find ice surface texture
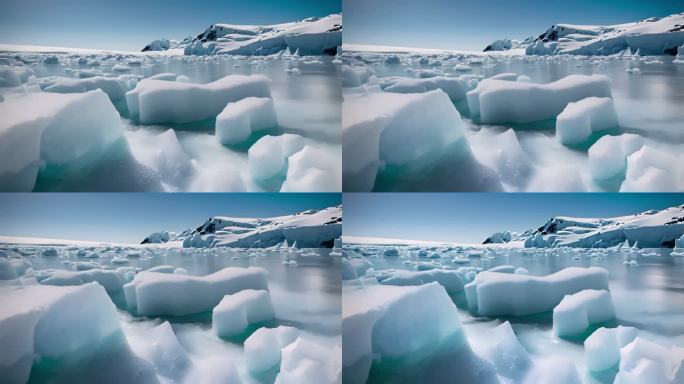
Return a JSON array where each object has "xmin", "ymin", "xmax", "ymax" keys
[
  {"xmin": 123, "ymin": 266, "xmax": 268, "ymax": 316},
  {"xmin": 216, "ymin": 97, "xmax": 277, "ymax": 145},
  {"xmin": 556, "ymin": 97, "xmax": 618, "ymax": 146}
]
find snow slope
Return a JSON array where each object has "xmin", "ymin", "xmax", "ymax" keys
[
  {"xmin": 486, "ymin": 13, "xmax": 684, "ymax": 56},
  {"xmin": 144, "ymin": 14, "xmax": 342, "ymax": 56},
  {"xmin": 486, "ymin": 204, "xmax": 684, "ymax": 248},
  {"xmin": 142, "ymin": 205, "xmax": 342, "ymax": 248}
]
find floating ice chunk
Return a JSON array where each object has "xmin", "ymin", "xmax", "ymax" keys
[
  {"xmin": 341, "ymin": 65, "xmax": 362, "ymax": 87},
  {"xmin": 556, "ymin": 97, "xmax": 618, "ymax": 145},
  {"xmin": 517, "ymin": 75, "xmax": 531, "ymax": 82},
  {"xmin": 44, "ymin": 55, "xmax": 59, "ymax": 64},
  {"xmin": 244, "ymin": 326, "xmax": 299, "ymax": 373},
  {"xmin": 620, "ymin": 145, "xmax": 683, "ymax": 192},
  {"xmin": 216, "ymin": 97, "xmax": 277, "ymax": 145},
  {"xmin": 465, "ymin": 267, "xmax": 609, "ymax": 316},
  {"xmin": 467, "ymin": 74, "xmax": 611, "ymax": 124},
  {"xmin": 489, "ymin": 72, "xmax": 518, "ymax": 81},
  {"xmin": 0, "ymin": 283, "xmax": 129, "ymax": 384},
  {"xmin": 588, "ymin": 134, "xmax": 644, "ymax": 181},
  {"xmin": 584, "ymin": 326, "xmax": 638, "ymax": 372},
  {"xmin": 342, "ymin": 258, "xmax": 373, "ymax": 280},
  {"xmin": 0, "ymin": 65, "xmax": 21, "ymax": 87},
  {"xmin": 123, "ymin": 267, "xmax": 268, "ymax": 316},
  {"xmin": 147, "ymin": 72, "xmax": 178, "ymax": 81},
  {"xmin": 275, "ymin": 337, "xmax": 341, "ymax": 384},
  {"xmin": 130, "ymin": 129, "xmax": 194, "ymax": 188},
  {"xmin": 212, "ymin": 289, "xmax": 275, "ymax": 338},
  {"xmin": 248, "ymin": 134, "xmax": 304, "ymax": 182},
  {"xmin": 675, "ymin": 234, "xmax": 684, "ymax": 249},
  {"xmin": 377, "ymin": 268, "xmax": 466, "ymax": 294},
  {"xmin": 40, "ymin": 269, "xmax": 125, "ymax": 293},
  {"xmin": 43, "ymin": 76, "xmax": 127, "ymax": 101},
  {"xmin": 343, "ymin": 283, "xmax": 464, "ymax": 384},
  {"xmin": 383, "ymin": 76, "xmax": 468, "ymax": 100},
  {"xmin": 280, "ymin": 145, "xmax": 341, "ymax": 192},
  {"xmin": 125, "ymin": 74, "xmax": 271, "ymax": 124},
  {"xmin": 615, "ymin": 337, "xmax": 684, "ymax": 384},
  {"xmin": 0, "ymin": 90, "xmax": 127, "ymax": 191},
  {"xmin": 343, "ymin": 90, "xmax": 466, "ymax": 191},
  {"xmin": 553, "ymin": 289, "xmax": 615, "ymax": 337}
]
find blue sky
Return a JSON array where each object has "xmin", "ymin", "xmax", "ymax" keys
[
  {"xmin": 0, "ymin": 0, "xmax": 340, "ymax": 51},
  {"xmin": 0, "ymin": 193, "xmax": 340, "ymax": 244},
  {"xmin": 343, "ymin": 193, "xmax": 684, "ymax": 244},
  {"xmin": 344, "ymin": 0, "xmax": 683, "ymax": 51}
]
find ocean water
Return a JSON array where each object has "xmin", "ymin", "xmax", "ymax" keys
[
  {"xmin": 7, "ymin": 243, "xmax": 341, "ymax": 383},
  {"xmin": 344, "ymin": 245, "xmax": 684, "ymax": 383}
]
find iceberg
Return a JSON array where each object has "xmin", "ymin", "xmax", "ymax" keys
[
  {"xmin": 125, "ymin": 74, "xmax": 271, "ymax": 124},
  {"xmin": 123, "ymin": 267, "xmax": 268, "ymax": 316},
  {"xmin": 212, "ymin": 289, "xmax": 275, "ymax": 338}
]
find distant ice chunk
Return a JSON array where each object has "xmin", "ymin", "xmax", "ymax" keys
[
  {"xmin": 465, "ymin": 267, "xmax": 609, "ymax": 316},
  {"xmin": 216, "ymin": 97, "xmax": 277, "ymax": 146},
  {"xmin": 147, "ymin": 72, "xmax": 178, "ymax": 81},
  {"xmin": 212, "ymin": 289, "xmax": 275, "ymax": 338},
  {"xmin": 376, "ymin": 268, "xmax": 466, "ymax": 294},
  {"xmin": 584, "ymin": 326, "xmax": 638, "ymax": 373},
  {"xmin": 40, "ymin": 269, "xmax": 125, "ymax": 293},
  {"xmin": 467, "ymin": 74, "xmax": 611, "ymax": 124},
  {"xmin": 123, "ymin": 267, "xmax": 268, "ymax": 316},
  {"xmin": 383, "ymin": 76, "xmax": 469, "ymax": 101},
  {"xmin": 244, "ymin": 326, "xmax": 299, "ymax": 373},
  {"xmin": 125, "ymin": 74, "xmax": 271, "ymax": 124},
  {"xmin": 43, "ymin": 76, "xmax": 127, "ymax": 101},
  {"xmin": 556, "ymin": 97, "xmax": 618, "ymax": 146},
  {"xmin": 553, "ymin": 289, "xmax": 615, "ymax": 337}
]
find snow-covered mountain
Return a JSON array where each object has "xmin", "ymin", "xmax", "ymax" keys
[
  {"xmin": 484, "ymin": 13, "xmax": 684, "ymax": 56},
  {"xmin": 485, "ymin": 205, "xmax": 684, "ymax": 248},
  {"xmin": 141, "ymin": 206, "xmax": 342, "ymax": 248},
  {"xmin": 142, "ymin": 14, "xmax": 342, "ymax": 56},
  {"xmin": 141, "ymin": 37, "xmax": 192, "ymax": 52}
]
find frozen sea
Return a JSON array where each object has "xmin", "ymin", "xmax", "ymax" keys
[
  {"xmin": 2, "ymin": 243, "xmax": 341, "ymax": 383},
  {"xmin": 1, "ymin": 52, "xmax": 342, "ymax": 192},
  {"xmin": 343, "ymin": 244, "xmax": 684, "ymax": 383},
  {"xmin": 343, "ymin": 53, "xmax": 684, "ymax": 192}
]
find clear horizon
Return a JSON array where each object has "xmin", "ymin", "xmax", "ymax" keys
[
  {"xmin": 344, "ymin": 0, "xmax": 683, "ymax": 51},
  {"xmin": 343, "ymin": 193, "xmax": 684, "ymax": 244},
  {"xmin": 0, "ymin": 193, "xmax": 340, "ymax": 244},
  {"xmin": 0, "ymin": 0, "xmax": 341, "ymax": 51}
]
